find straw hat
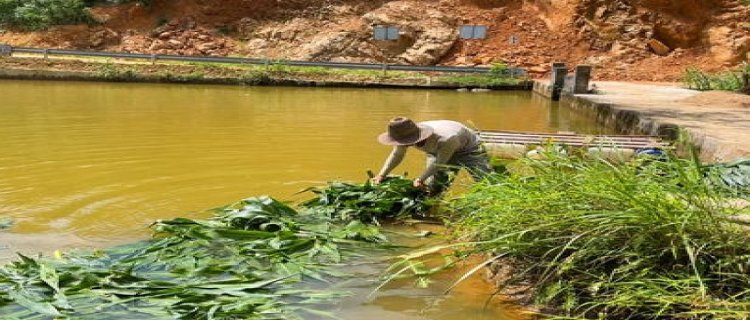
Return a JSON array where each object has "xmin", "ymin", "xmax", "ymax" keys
[{"xmin": 377, "ymin": 117, "xmax": 434, "ymax": 146}]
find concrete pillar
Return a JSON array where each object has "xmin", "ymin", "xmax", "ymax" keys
[
  {"xmin": 0, "ymin": 44, "xmax": 12, "ymax": 56},
  {"xmin": 550, "ymin": 62, "xmax": 567, "ymax": 101},
  {"xmin": 572, "ymin": 65, "xmax": 592, "ymax": 94}
]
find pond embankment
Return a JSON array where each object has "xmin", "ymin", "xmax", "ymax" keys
[
  {"xmin": 0, "ymin": 56, "xmax": 531, "ymax": 90},
  {"xmin": 535, "ymin": 80, "xmax": 750, "ymax": 163}
]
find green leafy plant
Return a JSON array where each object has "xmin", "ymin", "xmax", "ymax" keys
[
  {"xmin": 683, "ymin": 65, "xmax": 750, "ymax": 92},
  {"xmin": 302, "ymin": 176, "xmax": 434, "ymax": 224},
  {"xmin": 241, "ymin": 70, "xmax": 272, "ymax": 85},
  {"xmin": 97, "ymin": 61, "xmax": 137, "ymax": 81},
  {"xmin": 489, "ymin": 62, "xmax": 509, "ymax": 77},
  {"xmin": 705, "ymin": 158, "xmax": 750, "ymax": 193},
  {"xmin": 0, "ymin": 178, "xmax": 434, "ymax": 318}
]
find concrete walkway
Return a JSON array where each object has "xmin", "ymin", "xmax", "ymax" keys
[{"xmin": 560, "ymin": 81, "xmax": 750, "ymax": 163}]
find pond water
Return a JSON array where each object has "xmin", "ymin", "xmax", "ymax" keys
[{"xmin": 0, "ymin": 79, "xmax": 610, "ymax": 319}]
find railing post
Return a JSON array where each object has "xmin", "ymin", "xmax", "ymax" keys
[
  {"xmin": 150, "ymin": 54, "xmax": 157, "ymax": 65},
  {"xmin": 550, "ymin": 62, "xmax": 567, "ymax": 101},
  {"xmin": 382, "ymin": 63, "xmax": 388, "ymax": 77},
  {"xmin": 0, "ymin": 44, "xmax": 12, "ymax": 57},
  {"xmin": 43, "ymin": 49, "xmax": 50, "ymax": 60}
]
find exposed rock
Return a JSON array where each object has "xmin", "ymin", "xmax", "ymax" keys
[
  {"xmin": 647, "ymin": 38, "xmax": 671, "ymax": 56},
  {"xmin": 246, "ymin": 38, "xmax": 269, "ymax": 49},
  {"xmin": 362, "ymin": 1, "xmax": 458, "ymax": 65},
  {"xmin": 168, "ymin": 39, "xmax": 184, "ymax": 48},
  {"xmin": 148, "ymin": 40, "xmax": 166, "ymax": 51},
  {"xmin": 2, "ymin": 0, "xmax": 749, "ymax": 82},
  {"xmin": 707, "ymin": 26, "xmax": 750, "ymax": 63},
  {"xmin": 158, "ymin": 32, "xmax": 175, "ymax": 40},
  {"xmin": 528, "ymin": 66, "xmax": 547, "ymax": 73}
]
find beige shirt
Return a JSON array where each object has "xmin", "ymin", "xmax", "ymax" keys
[{"xmin": 377, "ymin": 120, "xmax": 480, "ymax": 182}]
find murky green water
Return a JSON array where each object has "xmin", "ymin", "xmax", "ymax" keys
[{"xmin": 0, "ymin": 79, "xmax": 609, "ymax": 319}]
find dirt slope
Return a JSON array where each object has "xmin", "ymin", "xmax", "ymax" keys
[{"xmin": 0, "ymin": 0, "xmax": 748, "ymax": 81}]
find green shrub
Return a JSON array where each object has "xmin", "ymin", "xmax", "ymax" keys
[
  {"xmin": 241, "ymin": 70, "xmax": 272, "ymax": 85},
  {"xmin": 489, "ymin": 62, "xmax": 509, "ymax": 77},
  {"xmin": 97, "ymin": 61, "xmax": 137, "ymax": 81},
  {"xmin": 0, "ymin": 0, "xmax": 90, "ymax": 30},
  {"xmin": 683, "ymin": 65, "xmax": 750, "ymax": 92}
]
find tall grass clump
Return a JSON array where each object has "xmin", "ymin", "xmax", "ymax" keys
[
  {"xmin": 449, "ymin": 152, "xmax": 750, "ymax": 319},
  {"xmin": 683, "ymin": 65, "xmax": 750, "ymax": 92}
]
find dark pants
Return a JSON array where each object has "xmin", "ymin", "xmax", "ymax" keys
[{"xmin": 425, "ymin": 148, "xmax": 492, "ymax": 195}]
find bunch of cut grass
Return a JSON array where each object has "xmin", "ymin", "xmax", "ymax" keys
[
  {"xmin": 0, "ymin": 177, "xmax": 433, "ymax": 319},
  {"xmin": 445, "ymin": 152, "xmax": 750, "ymax": 319},
  {"xmin": 302, "ymin": 176, "xmax": 433, "ymax": 224}
]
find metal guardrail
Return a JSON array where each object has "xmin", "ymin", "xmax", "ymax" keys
[{"xmin": 3, "ymin": 45, "xmax": 527, "ymax": 76}]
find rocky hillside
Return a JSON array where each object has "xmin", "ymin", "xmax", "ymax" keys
[{"xmin": 1, "ymin": 0, "xmax": 748, "ymax": 81}]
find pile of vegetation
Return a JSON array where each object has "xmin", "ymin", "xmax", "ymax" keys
[
  {"xmin": 302, "ymin": 176, "xmax": 434, "ymax": 224},
  {"xmin": 706, "ymin": 158, "xmax": 750, "ymax": 192},
  {"xmin": 411, "ymin": 152, "xmax": 750, "ymax": 319},
  {"xmin": 683, "ymin": 64, "xmax": 750, "ymax": 93},
  {"xmin": 0, "ymin": 177, "xmax": 432, "ymax": 319}
]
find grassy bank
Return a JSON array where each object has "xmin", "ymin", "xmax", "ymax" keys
[
  {"xmin": 425, "ymin": 152, "xmax": 750, "ymax": 319},
  {"xmin": 0, "ymin": 56, "xmax": 529, "ymax": 89}
]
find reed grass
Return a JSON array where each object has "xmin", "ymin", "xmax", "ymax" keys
[{"xmin": 440, "ymin": 152, "xmax": 750, "ymax": 319}]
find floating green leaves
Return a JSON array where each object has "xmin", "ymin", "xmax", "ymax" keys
[
  {"xmin": 302, "ymin": 177, "xmax": 433, "ymax": 224},
  {"xmin": 0, "ymin": 179, "xmax": 434, "ymax": 319},
  {"xmin": 705, "ymin": 158, "xmax": 750, "ymax": 193}
]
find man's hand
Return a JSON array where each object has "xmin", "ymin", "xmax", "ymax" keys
[
  {"xmin": 413, "ymin": 178, "xmax": 425, "ymax": 189},
  {"xmin": 372, "ymin": 175, "xmax": 385, "ymax": 185}
]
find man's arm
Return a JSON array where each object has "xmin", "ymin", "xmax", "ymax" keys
[
  {"xmin": 417, "ymin": 139, "xmax": 460, "ymax": 182},
  {"xmin": 377, "ymin": 146, "xmax": 408, "ymax": 177}
]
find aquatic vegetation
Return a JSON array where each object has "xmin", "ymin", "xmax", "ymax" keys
[
  {"xmin": 706, "ymin": 158, "xmax": 750, "ymax": 194},
  {"xmin": 407, "ymin": 153, "xmax": 750, "ymax": 319},
  {"xmin": 0, "ymin": 177, "xmax": 431, "ymax": 319},
  {"xmin": 302, "ymin": 177, "xmax": 433, "ymax": 224}
]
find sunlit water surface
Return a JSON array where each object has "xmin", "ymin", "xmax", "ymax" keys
[{"xmin": 0, "ymin": 79, "xmax": 610, "ymax": 319}]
